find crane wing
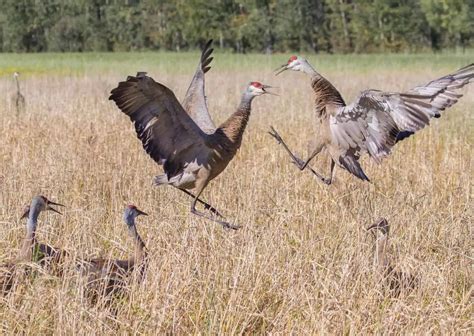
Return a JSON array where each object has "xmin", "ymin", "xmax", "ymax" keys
[
  {"xmin": 389, "ymin": 63, "xmax": 474, "ymax": 141},
  {"xmin": 181, "ymin": 39, "xmax": 216, "ymax": 134},
  {"xmin": 109, "ymin": 72, "xmax": 212, "ymax": 179},
  {"xmin": 329, "ymin": 63, "xmax": 473, "ymax": 176}
]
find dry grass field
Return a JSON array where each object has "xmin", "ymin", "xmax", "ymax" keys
[{"xmin": 0, "ymin": 52, "xmax": 472, "ymax": 334}]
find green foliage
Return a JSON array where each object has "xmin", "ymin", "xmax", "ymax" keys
[{"xmin": 0, "ymin": 0, "xmax": 473, "ymax": 53}]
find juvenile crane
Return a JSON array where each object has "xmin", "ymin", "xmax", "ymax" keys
[
  {"xmin": 13, "ymin": 72, "xmax": 26, "ymax": 116},
  {"xmin": 80, "ymin": 205, "xmax": 148, "ymax": 302},
  {"xmin": 270, "ymin": 57, "xmax": 474, "ymax": 183},
  {"xmin": 367, "ymin": 218, "xmax": 417, "ymax": 296},
  {"xmin": 0, "ymin": 196, "xmax": 64, "ymax": 294},
  {"xmin": 110, "ymin": 40, "xmax": 275, "ymax": 229}
]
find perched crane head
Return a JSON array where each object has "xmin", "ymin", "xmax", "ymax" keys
[
  {"xmin": 247, "ymin": 82, "xmax": 277, "ymax": 96},
  {"xmin": 21, "ymin": 195, "xmax": 65, "ymax": 219},
  {"xmin": 275, "ymin": 55, "xmax": 309, "ymax": 75},
  {"xmin": 367, "ymin": 217, "xmax": 390, "ymax": 237},
  {"xmin": 123, "ymin": 204, "xmax": 148, "ymax": 226}
]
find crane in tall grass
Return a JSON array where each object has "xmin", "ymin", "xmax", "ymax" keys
[
  {"xmin": 79, "ymin": 205, "xmax": 148, "ymax": 303},
  {"xmin": 13, "ymin": 72, "xmax": 26, "ymax": 116},
  {"xmin": 110, "ymin": 40, "xmax": 275, "ymax": 229},
  {"xmin": 270, "ymin": 57, "xmax": 474, "ymax": 184},
  {"xmin": 0, "ymin": 196, "xmax": 64, "ymax": 294},
  {"xmin": 367, "ymin": 218, "xmax": 417, "ymax": 296}
]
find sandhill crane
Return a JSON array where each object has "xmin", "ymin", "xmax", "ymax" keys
[
  {"xmin": 13, "ymin": 72, "xmax": 26, "ymax": 116},
  {"xmin": 0, "ymin": 196, "xmax": 64, "ymax": 294},
  {"xmin": 110, "ymin": 40, "xmax": 275, "ymax": 229},
  {"xmin": 270, "ymin": 57, "xmax": 474, "ymax": 184},
  {"xmin": 367, "ymin": 218, "xmax": 417, "ymax": 296},
  {"xmin": 80, "ymin": 205, "xmax": 148, "ymax": 303}
]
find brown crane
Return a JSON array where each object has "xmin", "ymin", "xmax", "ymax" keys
[
  {"xmin": 367, "ymin": 218, "xmax": 417, "ymax": 296},
  {"xmin": 110, "ymin": 40, "xmax": 275, "ymax": 229},
  {"xmin": 1, "ymin": 196, "xmax": 64, "ymax": 294},
  {"xmin": 79, "ymin": 205, "xmax": 148, "ymax": 303},
  {"xmin": 270, "ymin": 56, "xmax": 474, "ymax": 184},
  {"xmin": 13, "ymin": 72, "xmax": 26, "ymax": 116}
]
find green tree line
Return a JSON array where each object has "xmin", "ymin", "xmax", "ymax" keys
[{"xmin": 0, "ymin": 0, "xmax": 473, "ymax": 53}]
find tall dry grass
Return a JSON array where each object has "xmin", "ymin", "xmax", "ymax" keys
[{"xmin": 0, "ymin": 54, "xmax": 472, "ymax": 334}]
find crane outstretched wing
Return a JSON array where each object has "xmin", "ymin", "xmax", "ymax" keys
[
  {"xmin": 390, "ymin": 63, "xmax": 474, "ymax": 140},
  {"xmin": 109, "ymin": 73, "xmax": 211, "ymax": 178},
  {"xmin": 330, "ymin": 63, "xmax": 474, "ymax": 176},
  {"xmin": 181, "ymin": 39, "xmax": 216, "ymax": 134}
]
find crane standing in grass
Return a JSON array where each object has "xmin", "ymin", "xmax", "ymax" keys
[
  {"xmin": 13, "ymin": 72, "xmax": 26, "ymax": 116},
  {"xmin": 367, "ymin": 218, "xmax": 417, "ymax": 296},
  {"xmin": 0, "ymin": 196, "xmax": 64, "ymax": 294},
  {"xmin": 110, "ymin": 40, "xmax": 275, "ymax": 229},
  {"xmin": 80, "ymin": 205, "xmax": 148, "ymax": 303},
  {"xmin": 270, "ymin": 57, "xmax": 474, "ymax": 184}
]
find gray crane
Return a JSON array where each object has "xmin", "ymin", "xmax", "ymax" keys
[
  {"xmin": 13, "ymin": 72, "xmax": 26, "ymax": 116},
  {"xmin": 367, "ymin": 218, "xmax": 417, "ymax": 296},
  {"xmin": 1, "ymin": 196, "xmax": 64, "ymax": 294},
  {"xmin": 110, "ymin": 40, "xmax": 275, "ymax": 229},
  {"xmin": 80, "ymin": 205, "xmax": 148, "ymax": 303},
  {"xmin": 270, "ymin": 56, "xmax": 474, "ymax": 184}
]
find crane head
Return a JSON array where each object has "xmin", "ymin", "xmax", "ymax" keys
[
  {"xmin": 124, "ymin": 204, "xmax": 148, "ymax": 226},
  {"xmin": 23, "ymin": 196, "xmax": 64, "ymax": 218},
  {"xmin": 38, "ymin": 195, "xmax": 64, "ymax": 214},
  {"xmin": 247, "ymin": 82, "xmax": 277, "ymax": 96},
  {"xmin": 275, "ymin": 55, "xmax": 307, "ymax": 75},
  {"xmin": 13, "ymin": 72, "xmax": 20, "ymax": 78},
  {"xmin": 367, "ymin": 217, "xmax": 390, "ymax": 236}
]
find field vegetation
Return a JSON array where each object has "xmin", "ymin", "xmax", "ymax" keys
[{"xmin": 0, "ymin": 52, "xmax": 472, "ymax": 334}]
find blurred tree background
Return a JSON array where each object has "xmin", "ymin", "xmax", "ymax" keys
[{"xmin": 0, "ymin": 0, "xmax": 472, "ymax": 53}]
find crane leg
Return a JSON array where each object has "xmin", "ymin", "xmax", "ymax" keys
[
  {"xmin": 178, "ymin": 188, "xmax": 224, "ymax": 218},
  {"xmin": 268, "ymin": 126, "xmax": 330, "ymax": 184},
  {"xmin": 189, "ymin": 190, "xmax": 240, "ymax": 230}
]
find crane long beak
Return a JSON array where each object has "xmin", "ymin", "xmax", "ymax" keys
[
  {"xmin": 47, "ymin": 200, "xmax": 65, "ymax": 215},
  {"xmin": 274, "ymin": 64, "xmax": 288, "ymax": 76},
  {"xmin": 136, "ymin": 209, "xmax": 148, "ymax": 216},
  {"xmin": 262, "ymin": 85, "xmax": 279, "ymax": 96}
]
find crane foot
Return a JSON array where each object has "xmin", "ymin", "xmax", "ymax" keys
[{"xmin": 268, "ymin": 126, "xmax": 283, "ymax": 144}]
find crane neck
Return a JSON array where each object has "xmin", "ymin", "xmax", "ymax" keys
[
  {"xmin": 126, "ymin": 218, "xmax": 147, "ymax": 266},
  {"xmin": 15, "ymin": 76, "xmax": 21, "ymax": 93},
  {"xmin": 310, "ymin": 75, "xmax": 346, "ymax": 117},
  {"xmin": 373, "ymin": 233, "xmax": 390, "ymax": 271},
  {"xmin": 300, "ymin": 60, "xmax": 319, "ymax": 77},
  {"xmin": 216, "ymin": 92, "xmax": 254, "ymax": 153},
  {"xmin": 20, "ymin": 207, "xmax": 39, "ymax": 260}
]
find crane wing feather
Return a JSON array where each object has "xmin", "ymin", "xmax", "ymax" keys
[
  {"xmin": 109, "ymin": 73, "xmax": 211, "ymax": 179},
  {"xmin": 331, "ymin": 63, "xmax": 473, "ymax": 164},
  {"xmin": 182, "ymin": 39, "xmax": 216, "ymax": 134}
]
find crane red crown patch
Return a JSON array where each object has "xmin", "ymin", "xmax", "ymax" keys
[
  {"xmin": 250, "ymin": 81, "xmax": 263, "ymax": 88},
  {"xmin": 127, "ymin": 204, "xmax": 137, "ymax": 209},
  {"xmin": 288, "ymin": 55, "xmax": 297, "ymax": 64}
]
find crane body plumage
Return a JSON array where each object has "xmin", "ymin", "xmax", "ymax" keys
[
  {"xmin": 110, "ymin": 40, "xmax": 274, "ymax": 229},
  {"xmin": 271, "ymin": 57, "xmax": 474, "ymax": 183}
]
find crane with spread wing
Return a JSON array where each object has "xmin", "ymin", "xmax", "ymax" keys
[
  {"xmin": 110, "ymin": 40, "xmax": 275, "ymax": 229},
  {"xmin": 269, "ymin": 56, "xmax": 473, "ymax": 184}
]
